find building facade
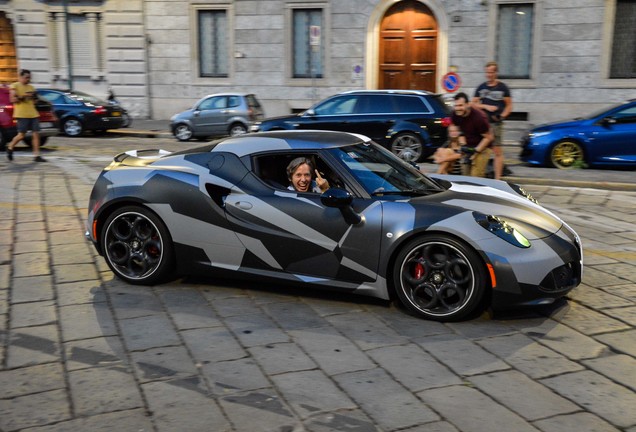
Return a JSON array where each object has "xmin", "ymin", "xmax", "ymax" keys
[{"xmin": 1, "ymin": 0, "xmax": 635, "ymax": 126}]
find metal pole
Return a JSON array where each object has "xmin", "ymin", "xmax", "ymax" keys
[{"xmin": 63, "ymin": 0, "xmax": 73, "ymax": 90}]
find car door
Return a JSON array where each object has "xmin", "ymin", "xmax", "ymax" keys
[
  {"xmin": 589, "ymin": 103, "xmax": 636, "ymax": 164},
  {"xmin": 191, "ymin": 96, "xmax": 227, "ymax": 135},
  {"xmin": 222, "ymin": 154, "xmax": 383, "ymax": 284}
]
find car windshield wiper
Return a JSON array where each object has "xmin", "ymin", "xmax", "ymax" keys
[{"xmin": 371, "ymin": 189, "xmax": 436, "ymax": 196}]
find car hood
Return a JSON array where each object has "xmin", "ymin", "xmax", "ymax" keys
[
  {"xmin": 418, "ymin": 179, "xmax": 563, "ymax": 240},
  {"xmin": 531, "ymin": 118, "xmax": 586, "ymax": 132}
]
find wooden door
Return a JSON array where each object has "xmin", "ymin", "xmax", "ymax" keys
[
  {"xmin": 0, "ymin": 12, "xmax": 17, "ymax": 84},
  {"xmin": 379, "ymin": 0, "xmax": 438, "ymax": 92}
]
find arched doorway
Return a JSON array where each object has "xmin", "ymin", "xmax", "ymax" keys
[
  {"xmin": 0, "ymin": 12, "xmax": 18, "ymax": 84},
  {"xmin": 378, "ymin": 0, "xmax": 438, "ymax": 91}
]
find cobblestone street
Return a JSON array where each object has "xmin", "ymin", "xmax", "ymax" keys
[{"xmin": 1, "ymin": 136, "xmax": 635, "ymax": 432}]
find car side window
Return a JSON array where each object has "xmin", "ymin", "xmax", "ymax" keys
[
  {"xmin": 613, "ymin": 106, "xmax": 636, "ymax": 123},
  {"xmin": 314, "ymin": 96, "xmax": 358, "ymax": 116},
  {"xmin": 200, "ymin": 96, "xmax": 226, "ymax": 111},
  {"xmin": 254, "ymin": 154, "xmax": 346, "ymax": 192},
  {"xmin": 39, "ymin": 92, "xmax": 61, "ymax": 103},
  {"xmin": 227, "ymin": 96, "xmax": 240, "ymax": 108},
  {"xmin": 357, "ymin": 95, "xmax": 392, "ymax": 114},
  {"xmin": 394, "ymin": 95, "xmax": 432, "ymax": 114}
]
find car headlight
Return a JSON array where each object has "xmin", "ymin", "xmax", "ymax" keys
[
  {"xmin": 473, "ymin": 213, "xmax": 531, "ymax": 248},
  {"xmin": 529, "ymin": 131, "xmax": 551, "ymax": 138}
]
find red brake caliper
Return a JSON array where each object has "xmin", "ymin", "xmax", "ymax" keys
[{"xmin": 413, "ymin": 262, "xmax": 425, "ymax": 280}]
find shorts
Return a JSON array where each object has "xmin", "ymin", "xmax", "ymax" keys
[
  {"xmin": 492, "ymin": 122, "xmax": 503, "ymax": 147},
  {"xmin": 16, "ymin": 118, "xmax": 41, "ymax": 133},
  {"xmin": 461, "ymin": 148, "xmax": 492, "ymax": 177}
]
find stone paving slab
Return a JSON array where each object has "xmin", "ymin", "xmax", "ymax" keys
[{"xmin": 1, "ymin": 145, "xmax": 635, "ymax": 431}]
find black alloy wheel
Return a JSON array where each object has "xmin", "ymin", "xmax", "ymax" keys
[
  {"xmin": 393, "ymin": 235, "xmax": 486, "ymax": 321},
  {"xmin": 102, "ymin": 206, "xmax": 174, "ymax": 285}
]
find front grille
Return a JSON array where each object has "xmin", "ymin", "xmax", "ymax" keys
[{"xmin": 539, "ymin": 262, "xmax": 580, "ymax": 292}]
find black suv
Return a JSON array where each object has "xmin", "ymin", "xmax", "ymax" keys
[{"xmin": 251, "ymin": 90, "xmax": 451, "ymax": 162}]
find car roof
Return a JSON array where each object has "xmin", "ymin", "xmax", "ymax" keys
[
  {"xmin": 177, "ymin": 130, "xmax": 371, "ymax": 158},
  {"xmin": 337, "ymin": 89, "xmax": 436, "ymax": 97},
  {"xmin": 200, "ymin": 92, "xmax": 253, "ymax": 98}
]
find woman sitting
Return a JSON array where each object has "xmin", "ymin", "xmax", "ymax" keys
[{"xmin": 433, "ymin": 124, "xmax": 466, "ymax": 174}]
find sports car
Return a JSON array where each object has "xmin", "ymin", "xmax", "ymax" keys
[{"xmin": 86, "ymin": 130, "xmax": 583, "ymax": 321}]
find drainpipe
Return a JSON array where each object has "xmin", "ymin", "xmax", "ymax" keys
[{"xmin": 63, "ymin": 0, "xmax": 73, "ymax": 90}]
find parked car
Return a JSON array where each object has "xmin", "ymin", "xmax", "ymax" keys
[
  {"xmin": 86, "ymin": 130, "xmax": 582, "ymax": 322},
  {"xmin": 0, "ymin": 85, "xmax": 59, "ymax": 150},
  {"xmin": 170, "ymin": 93, "xmax": 264, "ymax": 141},
  {"xmin": 37, "ymin": 88, "xmax": 127, "ymax": 137},
  {"xmin": 251, "ymin": 90, "xmax": 452, "ymax": 162},
  {"xmin": 520, "ymin": 99, "xmax": 636, "ymax": 169}
]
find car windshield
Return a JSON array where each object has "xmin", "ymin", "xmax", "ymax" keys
[
  {"xmin": 329, "ymin": 143, "xmax": 443, "ymax": 196},
  {"xmin": 585, "ymin": 102, "xmax": 629, "ymax": 119}
]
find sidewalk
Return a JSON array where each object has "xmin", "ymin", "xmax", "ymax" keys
[{"xmin": 118, "ymin": 120, "xmax": 636, "ymax": 191}]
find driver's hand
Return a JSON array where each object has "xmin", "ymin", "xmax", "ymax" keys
[{"xmin": 315, "ymin": 170, "xmax": 330, "ymax": 192}]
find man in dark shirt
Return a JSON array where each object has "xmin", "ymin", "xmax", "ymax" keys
[
  {"xmin": 472, "ymin": 61, "xmax": 512, "ymax": 180},
  {"xmin": 451, "ymin": 92, "xmax": 493, "ymax": 177}
]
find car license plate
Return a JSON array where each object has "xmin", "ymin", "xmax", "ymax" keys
[
  {"xmin": 40, "ymin": 122, "xmax": 54, "ymax": 128},
  {"xmin": 113, "ymin": 112, "xmax": 121, "ymax": 116}
]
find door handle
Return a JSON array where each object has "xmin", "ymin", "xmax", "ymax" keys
[{"xmin": 234, "ymin": 201, "xmax": 253, "ymax": 210}]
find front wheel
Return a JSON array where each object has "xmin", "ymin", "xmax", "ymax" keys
[
  {"xmin": 549, "ymin": 140, "xmax": 584, "ymax": 169},
  {"xmin": 392, "ymin": 235, "xmax": 487, "ymax": 321},
  {"xmin": 102, "ymin": 206, "xmax": 175, "ymax": 285},
  {"xmin": 390, "ymin": 132, "xmax": 424, "ymax": 162},
  {"xmin": 173, "ymin": 123, "xmax": 193, "ymax": 141},
  {"xmin": 62, "ymin": 118, "xmax": 83, "ymax": 137}
]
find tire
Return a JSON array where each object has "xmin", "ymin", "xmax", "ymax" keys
[
  {"xmin": 549, "ymin": 140, "xmax": 584, "ymax": 169},
  {"xmin": 392, "ymin": 235, "xmax": 487, "ymax": 321},
  {"xmin": 229, "ymin": 123, "xmax": 247, "ymax": 137},
  {"xmin": 62, "ymin": 118, "xmax": 83, "ymax": 137},
  {"xmin": 173, "ymin": 123, "xmax": 193, "ymax": 141},
  {"xmin": 101, "ymin": 206, "xmax": 175, "ymax": 285},
  {"xmin": 0, "ymin": 130, "xmax": 9, "ymax": 151},
  {"xmin": 23, "ymin": 136, "xmax": 48, "ymax": 147},
  {"xmin": 390, "ymin": 132, "xmax": 424, "ymax": 162},
  {"xmin": 122, "ymin": 112, "xmax": 132, "ymax": 128}
]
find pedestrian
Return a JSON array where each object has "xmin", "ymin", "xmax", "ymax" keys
[
  {"xmin": 433, "ymin": 124, "xmax": 465, "ymax": 174},
  {"xmin": 472, "ymin": 61, "xmax": 512, "ymax": 180},
  {"xmin": 450, "ymin": 92, "xmax": 492, "ymax": 178},
  {"xmin": 6, "ymin": 69, "xmax": 46, "ymax": 162}
]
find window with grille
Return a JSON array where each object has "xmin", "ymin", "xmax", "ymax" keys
[
  {"xmin": 198, "ymin": 10, "xmax": 228, "ymax": 78},
  {"xmin": 49, "ymin": 12, "xmax": 103, "ymax": 78},
  {"xmin": 610, "ymin": 0, "xmax": 636, "ymax": 78},
  {"xmin": 292, "ymin": 9, "xmax": 323, "ymax": 78},
  {"xmin": 495, "ymin": 4, "xmax": 534, "ymax": 79}
]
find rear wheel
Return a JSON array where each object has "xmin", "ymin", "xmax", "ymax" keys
[
  {"xmin": 392, "ymin": 235, "xmax": 487, "ymax": 321},
  {"xmin": 549, "ymin": 140, "xmax": 584, "ymax": 169},
  {"xmin": 62, "ymin": 118, "xmax": 83, "ymax": 137},
  {"xmin": 173, "ymin": 123, "xmax": 193, "ymax": 141},
  {"xmin": 229, "ymin": 123, "xmax": 247, "ymax": 136},
  {"xmin": 390, "ymin": 132, "xmax": 424, "ymax": 162},
  {"xmin": 101, "ymin": 206, "xmax": 174, "ymax": 285}
]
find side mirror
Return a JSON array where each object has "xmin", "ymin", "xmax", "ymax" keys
[
  {"xmin": 321, "ymin": 188, "xmax": 362, "ymax": 225},
  {"xmin": 602, "ymin": 116, "xmax": 617, "ymax": 125},
  {"xmin": 304, "ymin": 109, "xmax": 316, "ymax": 117}
]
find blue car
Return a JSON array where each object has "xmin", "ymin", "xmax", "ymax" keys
[{"xmin": 520, "ymin": 99, "xmax": 636, "ymax": 169}]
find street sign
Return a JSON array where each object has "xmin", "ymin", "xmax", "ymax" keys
[
  {"xmin": 310, "ymin": 25, "xmax": 321, "ymax": 46},
  {"xmin": 441, "ymin": 72, "xmax": 461, "ymax": 93}
]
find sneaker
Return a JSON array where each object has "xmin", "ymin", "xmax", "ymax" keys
[
  {"xmin": 33, "ymin": 156, "xmax": 47, "ymax": 162},
  {"xmin": 6, "ymin": 148, "xmax": 13, "ymax": 161}
]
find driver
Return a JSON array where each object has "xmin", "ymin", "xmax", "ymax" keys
[{"xmin": 286, "ymin": 157, "xmax": 329, "ymax": 193}]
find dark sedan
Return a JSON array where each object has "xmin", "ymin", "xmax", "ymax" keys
[
  {"xmin": 520, "ymin": 99, "xmax": 636, "ymax": 169},
  {"xmin": 38, "ymin": 89, "xmax": 127, "ymax": 137},
  {"xmin": 251, "ymin": 90, "xmax": 451, "ymax": 162}
]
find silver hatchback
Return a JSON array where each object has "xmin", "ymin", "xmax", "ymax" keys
[{"xmin": 171, "ymin": 93, "xmax": 264, "ymax": 141}]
